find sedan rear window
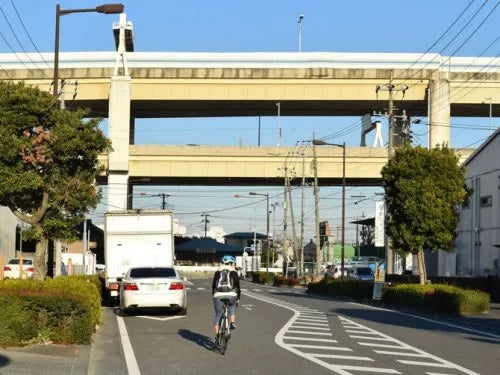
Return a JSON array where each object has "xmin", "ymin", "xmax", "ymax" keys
[
  {"xmin": 130, "ymin": 267, "xmax": 176, "ymax": 278},
  {"xmin": 8, "ymin": 259, "xmax": 33, "ymax": 265},
  {"xmin": 356, "ymin": 267, "xmax": 373, "ymax": 275}
]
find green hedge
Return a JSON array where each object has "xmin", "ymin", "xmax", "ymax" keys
[
  {"xmin": 307, "ymin": 277, "xmax": 374, "ymax": 300},
  {"xmin": 0, "ymin": 276, "xmax": 102, "ymax": 346},
  {"xmin": 382, "ymin": 284, "xmax": 489, "ymax": 314},
  {"xmin": 248, "ymin": 271, "xmax": 299, "ymax": 287}
]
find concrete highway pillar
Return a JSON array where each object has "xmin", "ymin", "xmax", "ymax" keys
[
  {"xmin": 429, "ymin": 79, "xmax": 451, "ymax": 147},
  {"xmin": 107, "ymin": 76, "xmax": 131, "ymax": 211}
]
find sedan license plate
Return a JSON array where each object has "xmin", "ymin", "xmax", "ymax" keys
[{"xmin": 145, "ymin": 285, "xmax": 160, "ymax": 292}]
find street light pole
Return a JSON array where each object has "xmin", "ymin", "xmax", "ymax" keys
[
  {"xmin": 298, "ymin": 15, "xmax": 304, "ymax": 52},
  {"xmin": 249, "ymin": 192, "xmax": 270, "ymax": 273},
  {"xmin": 53, "ymin": 3, "xmax": 124, "ymax": 100},
  {"xmin": 312, "ymin": 139, "xmax": 346, "ymax": 278}
]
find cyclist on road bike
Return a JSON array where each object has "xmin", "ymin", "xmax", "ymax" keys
[{"xmin": 212, "ymin": 255, "xmax": 241, "ymax": 345}]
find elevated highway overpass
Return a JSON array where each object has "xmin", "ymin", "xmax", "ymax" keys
[
  {"xmin": 0, "ymin": 51, "xmax": 494, "ymax": 209},
  {"xmin": 2, "ymin": 51, "xmax": 499, "ymax": 118},
  {"xmin": 96, "ymin": 144, "xmax": 474, "ymax": 184}
]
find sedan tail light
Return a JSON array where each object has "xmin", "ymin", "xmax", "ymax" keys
[
  {"xmin": 123, "ymin": 283, "xmax": 139, "ymax": 291},
  {"xmin": 169, "ymin": 282, "xmax": 184, "ymax": 290},
  {"xmin": 25, "ymin": 267, "xmax": 34, "ymax": 272},
  {"xmin": 3, "ymin": 266, "xmax": 11, "ymax": 271}
]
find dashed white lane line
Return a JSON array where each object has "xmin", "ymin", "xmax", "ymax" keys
[{"xmin": 116, "ymin": 315, "xmax": 141, "ymax": 375}]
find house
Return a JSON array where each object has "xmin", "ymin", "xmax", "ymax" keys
[
  {"xmin": 455, "ymin": 128, "xmax": 500, "ymax": 277},
  {"xmin": 224, "ymin": 232, "xmax": 267, "ymax": 254}
]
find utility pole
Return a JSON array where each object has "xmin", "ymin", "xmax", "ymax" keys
[
  {"xmin": 287, "ymin": 175, "xmax": 298, "ymax": 273},
  {"xmin": 312, "ymin": 133, "xmax": 321, "ymax": 276},
  {"xmin": 201, "ymin": 213, "xmax": 210, "ymax": 237},
  {"xmin": 271, "ymin": 202, "xmax": 279, "ymax": 267},
  {"xmin": 276, "ymin": 102, "xmax": 281, "ymax": 147},
  {"xmin": 283, "ymin": 163, "xmax": 289, "ymax": 276},
  {"xmin": 300, "ymin": 151, "xmax": 306, "ymax": 277},
  {"xmin": 375, "ymin": 70, "xmax": 408, "ymax": 275},
  {"xmin": 158, "ymin": 193, "xmax": 169, "ymax": 210}
]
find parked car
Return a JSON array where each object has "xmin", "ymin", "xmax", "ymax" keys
[
  {"xmin": 351, "ymin": 266, "xmax": 374, "ymax": 281},
  {"xmin": 326, "ymin": 264, "xmax": 353, "ymax": 279},
  {"xmin": 3, "ymin": 257, "xmax": 34, "ymax": 279},
  {"xmin": 119, "ymin": 266, "xmax": 187, "ymax": 314}
]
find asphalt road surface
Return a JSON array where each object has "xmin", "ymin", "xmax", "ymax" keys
[{"xmin": 90, "ymin": 278, "xmax": 500, "ymax": 375}]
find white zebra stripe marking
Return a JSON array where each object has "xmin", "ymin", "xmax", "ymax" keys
[
  {"xmin": 309, "ymin": 354, "xmax": 373, "ymax": 361},
  {"xmin": 339, "ymin": 316, "xmax": 479, "ymax": 375},
  {"xmin": 288, "ymin": 344, "xmax": 352, "ymax": 351},
  {"xmin": 291, "ymin": 325, "xmax": 331, "ymax": 331},
  {"xmin": 287, "ymin": 330, "xmax": 332, "ymax": 336},
  {"xmin": 283, "ymin": 337, "xmax": 337, "ymax": 343},
  {"xmin": 242, "ymin": 291, "xmax": 400, "ymax": 374}
]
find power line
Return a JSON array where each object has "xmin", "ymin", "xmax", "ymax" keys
[{"xmin": 8, "ymin": 0, "xmax": 53, "ymax": 72}]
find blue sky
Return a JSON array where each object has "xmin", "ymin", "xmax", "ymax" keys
[{"xmin": 1, "ymin": 0, "xmax": 498, "ymax": 241}]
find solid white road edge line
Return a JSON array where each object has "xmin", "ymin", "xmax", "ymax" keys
[{"xmin": 116, "ymin": 315, "xmax": 141, "ymax": 375}]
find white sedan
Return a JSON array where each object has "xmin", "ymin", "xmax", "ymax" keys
[
  {"xmin": 119, "ymin": 266, "xmax": 187, "ymax": 314},
  {"xmin": 3, "ymin": 257, "xmax": 34, "ymax": 279}
]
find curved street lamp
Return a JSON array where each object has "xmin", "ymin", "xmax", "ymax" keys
[
  {"xmin": 312, "ymin": 139, "xmax": 346, "ymax": 278},
  {"xmin": 53, "ymin": 3, "xmax": 124, "ymax": 100}
]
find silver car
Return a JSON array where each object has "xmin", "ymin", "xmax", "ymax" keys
[{"xmin": 352, "ymin": 266, "xmax": 374, "ymax": 281}]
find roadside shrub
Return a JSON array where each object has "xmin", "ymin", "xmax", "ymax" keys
[
  {"xmin": 0, "ymin": 276, "xmax": 101, "ymax": 346},
  {"xmin": 382, "ymin": 283, "xmax": 489, "ymax": 314},
  {"xmin": 308, "ymin": 278, "xmax": 373, "ymax": 300},
  {"xmin": 383, "ymin": 284, "xmax": 435, "ymax": 309}
]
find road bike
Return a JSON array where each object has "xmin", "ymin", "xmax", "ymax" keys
[{"xmin": 216, "ymin": 298, "xmax": 231, "ymax": 354}]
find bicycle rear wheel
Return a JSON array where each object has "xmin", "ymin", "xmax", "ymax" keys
[{"xmin": 218, "ymin": 318, "xmax": 228, "ymax": 354}]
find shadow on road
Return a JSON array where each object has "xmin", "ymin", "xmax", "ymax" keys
[
  {"xmin": 0, "ymin": 355, "xmax": 11, "ymax": 368},
  {"xmin": 177, "ymin": 329, "xmax": 215, "ymax": 352}
]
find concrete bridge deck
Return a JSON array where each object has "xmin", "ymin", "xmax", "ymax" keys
[{"xmin": 97, "ymin": 145, "xmax": 475, "ymax": 186}]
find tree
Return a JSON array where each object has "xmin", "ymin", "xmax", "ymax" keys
[
  {"xmin": 360, "ymin": 225, "xmax": 374, "ymax": 246},
  {"xmin": 0, "ymin": 82, "xmax": 111, "ymax": 279},
  {"xmin": 381, "ymin": 144, "xmax": 468, "ymax": 284}
]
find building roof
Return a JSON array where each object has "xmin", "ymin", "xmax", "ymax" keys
[
  {"xmin": 175, "ymin": 237, "xmax": 241, "ymax": 253},
  {"xmin": 224, "ymin": 232, "xmax": 267, "ymax": 239},
  {"xmin": 350, "ymin": 217, "xmax": 375, "ymax": 226},
  {"xmin": 462, "ymin": 127, "xmax": 500, "ymax": 167}
]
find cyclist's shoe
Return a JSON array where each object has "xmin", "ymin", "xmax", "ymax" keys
[{"xmin": 230, "ymin": 322, "xmax": 236, "ymax": 330}]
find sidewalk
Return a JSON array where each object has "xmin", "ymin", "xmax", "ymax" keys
[
  {"xmin": 0, "ymin": 306, "xmax": 126, "ymax": 375},
  {"xmin": 0, "ymin": 343, "xmax": 89, "ymax": 375}
]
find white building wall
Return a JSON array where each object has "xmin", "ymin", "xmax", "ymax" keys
[
  {"xmin": 0, "ymin": 206, "xmax": 17, "ymax": 263},
  {"xmin": 456, "ymin": 131, "xmax": 500, "ymax": 276}
]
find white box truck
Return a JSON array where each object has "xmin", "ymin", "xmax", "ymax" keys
[{"xmin": 104, "ymin": 210, "xmax": 174, "ymax": 302}]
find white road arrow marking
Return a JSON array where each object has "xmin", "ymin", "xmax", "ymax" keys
[{"xmin": 242, "ymin": 304, "xmax": 254, "ymax": 311}]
